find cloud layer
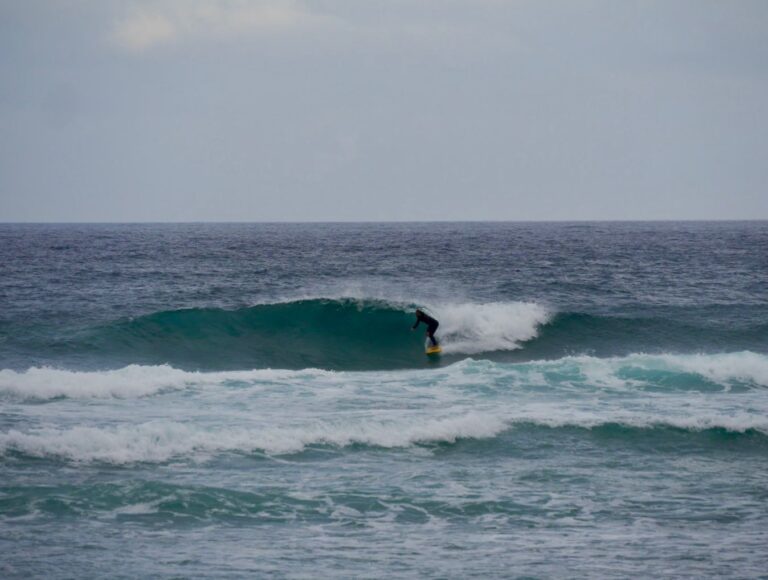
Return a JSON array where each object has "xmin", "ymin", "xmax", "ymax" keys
[{"xmin": 1, "ymin": 1, "xmax": 767, "ymax": 221}]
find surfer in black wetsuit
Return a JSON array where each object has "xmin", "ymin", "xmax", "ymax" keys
[{"xmin": 412, "ymin": 309, "xmax": 439, "ymax": 346}]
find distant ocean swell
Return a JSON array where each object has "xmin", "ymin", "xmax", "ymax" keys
[{"xmin": 5, "ymin": 297, "xmax": 765, "ymax": 371}]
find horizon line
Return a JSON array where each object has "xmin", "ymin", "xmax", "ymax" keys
[{"xmin": 1, "ymin": 218, "xmax": 767, "ymax": 226}]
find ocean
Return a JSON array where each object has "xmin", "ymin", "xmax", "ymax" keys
[{"xmin": 1, "ymin": 221, "xmax": 767, "ymax": 578}]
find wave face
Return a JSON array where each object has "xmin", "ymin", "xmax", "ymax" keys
[
  {"xmin": 33, "ymin": 298, "xmax": 551, "ymax": 371},
  {"xmin": 8, "ymin": 297, "xmax": 765, "ymax": 372}
]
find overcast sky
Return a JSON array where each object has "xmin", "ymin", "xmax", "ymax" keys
[{"xmin": 1, "ymin": 0, "xmax": 767, "ymax": 221}]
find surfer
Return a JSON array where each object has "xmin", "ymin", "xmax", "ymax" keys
[{"xmin": 412, "ymin": 309, "xmax": 439, "ymax": 346}]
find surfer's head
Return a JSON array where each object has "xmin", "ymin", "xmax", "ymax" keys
[{"xmin": 415, "ymin": 309, "xmax": 423, "ymax": 316}]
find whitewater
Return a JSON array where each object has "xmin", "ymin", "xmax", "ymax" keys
[
  {"xmin": 2, "ymin": 222, "xmax": 767, "ymax": 578},
  {"xmin": 3, "ymin": 353, "xmax": 768, "ymax": 463}
]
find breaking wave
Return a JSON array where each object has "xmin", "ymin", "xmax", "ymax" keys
[
  {"xmin": 31, "ymin": 298, "xmax": 551, "ymax": 370},
  {"xmin": 2, "ymin": 408, "xmax": 766, "ymax": 464}
]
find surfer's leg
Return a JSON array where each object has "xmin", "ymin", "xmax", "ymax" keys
[{"xmin": 428, "ymin": 323, "xmax": 438, "ymax": 346}]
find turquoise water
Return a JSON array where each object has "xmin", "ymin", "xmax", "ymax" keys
[{"xmin": 1, "ymin": 222, "xmax": 767, "ymax": 577}]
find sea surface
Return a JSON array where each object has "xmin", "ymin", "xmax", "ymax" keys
[{"xmin": 1, "ymin": 221, "xmax": 767, "ymax": 578}]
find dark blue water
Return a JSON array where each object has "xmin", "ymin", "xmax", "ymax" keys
[{"xmin": 1, "ymin": 222, "xmax": 767, "ymax": 578}]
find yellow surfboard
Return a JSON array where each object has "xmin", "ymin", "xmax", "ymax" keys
[{"xmin": 426, "ymin": 344, "xmax": 442, "ymax": 355}]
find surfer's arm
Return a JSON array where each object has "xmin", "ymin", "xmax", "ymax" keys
[{"xmin": 411, "ymin": 319, "xmax": 421, "ymax": 330}]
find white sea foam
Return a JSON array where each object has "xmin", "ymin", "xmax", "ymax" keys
[
  {"xmin": 2, "ymin": 403, "xmax": 766, "ymax": 464},
  {"xmin": 536, "ymin": 351, "xmax": 768, "ymax": 390},
  {"xmin": 0, "ymin": 365, "xmax": 192, "ymax": 400},
  {"xmin": 431, "ymin": 301, "xmax": 551, "ymax": 354},
  {"xmin": 3, "ymin": 353, "xmax": 768, "ymax": 464},
  {"xmin": 0, "ymin": 365, "xmax": 336, "ymax": 400},
  {"xmin": 655, "ymin": 351, "xmax": 768, "ymax": 388},
  {"xmin": 2, "ymin": 351, "xmax": 767, "ymax": 401},
  {"xmin": 0, "ymin": 412, "xmax": 508, "ymax": 463},
  {"xmin": 505, "ymin": 404, "xmax": 768, "ymax": 434}
]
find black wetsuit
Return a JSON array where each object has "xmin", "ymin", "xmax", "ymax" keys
[{"xmin": 412, "ymin": 311, "xmax": 439, "ymax": 346}]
